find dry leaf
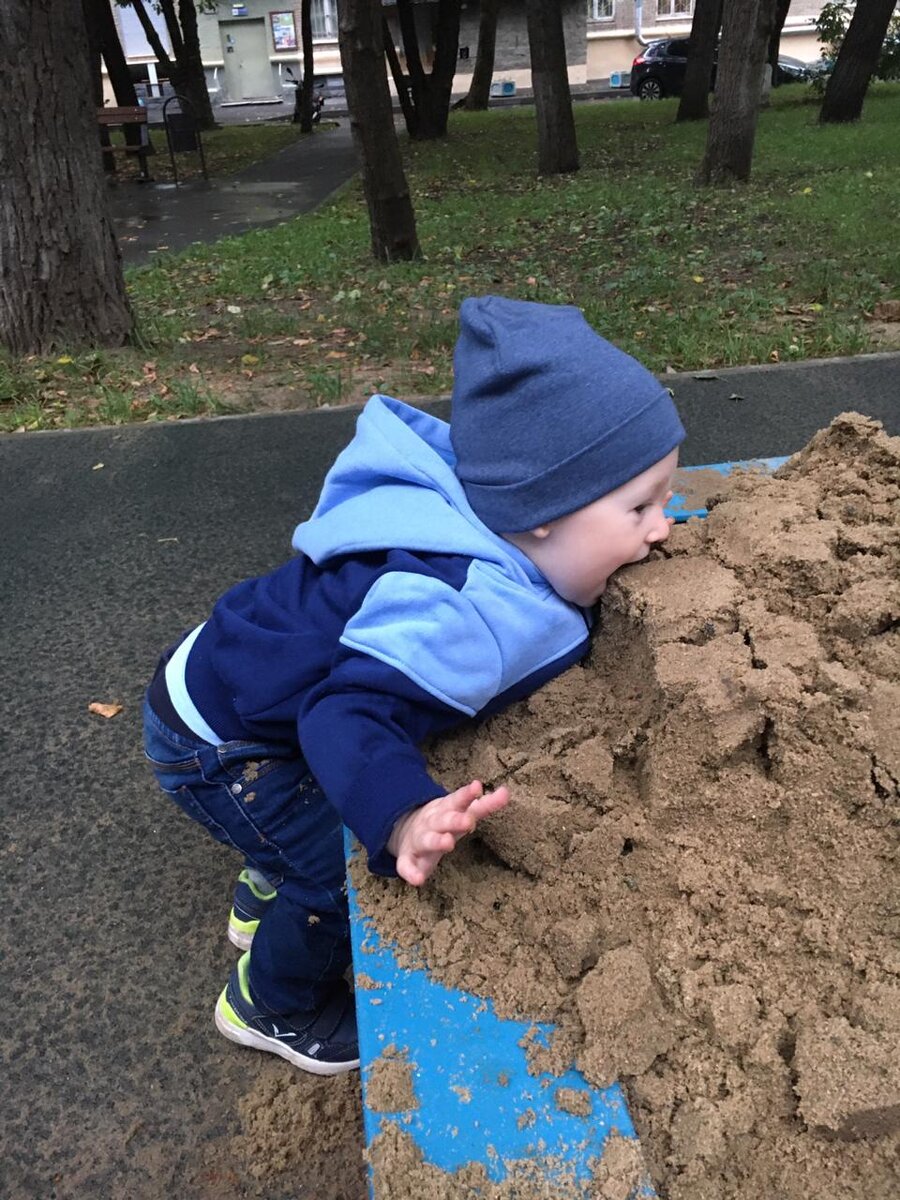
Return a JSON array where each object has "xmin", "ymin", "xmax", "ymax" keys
[
  {"xmin": 89, "ymin": 702, "xmax": 123, "ymax": 719},
  {"xmin": 873, "ymin": 300, "xmax": 900, "ymax": 322}
]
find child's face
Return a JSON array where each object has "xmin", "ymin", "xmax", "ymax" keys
[{"xmin": 506, "ymin": 449, "xmax": 679, "ymax": 607}]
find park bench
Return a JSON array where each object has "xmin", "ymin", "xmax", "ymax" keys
[{"xmin": 97, "ymin": 106, "xmax": 152, "ymax": 182}]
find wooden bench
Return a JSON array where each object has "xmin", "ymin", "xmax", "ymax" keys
[{"xmin": 97, "ymin": 106, "xmax": 153, "ymax": 182}]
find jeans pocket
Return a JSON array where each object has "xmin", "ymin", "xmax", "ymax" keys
[{"xmin": 213, "ymin": 742, "xmax": 295, "ymax": 786}]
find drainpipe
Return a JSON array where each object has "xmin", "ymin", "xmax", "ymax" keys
[{"xmin": 634, "ymin": 0, "xmax": 650, "ymax": 46}]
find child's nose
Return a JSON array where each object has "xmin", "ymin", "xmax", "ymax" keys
[{"xmin": 646, "ymin": 509, "xmax": 671, "ymax": 544}]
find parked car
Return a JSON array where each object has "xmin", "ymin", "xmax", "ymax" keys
[
  {"xmin": 629, "ymin": 38, "xmax": 816, "ymax": 100},
  {"xmin": 630, "ymin": 38, "xmax": 695, "ymax": 100}
]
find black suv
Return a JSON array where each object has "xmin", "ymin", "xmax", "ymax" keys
[
  {"xmin": 629, "ymin": 39, "xmax": 812, "ymax": 100},
  {"xmin": 630, "ymin": 38, "xmax": 696, "ymax": 100}
]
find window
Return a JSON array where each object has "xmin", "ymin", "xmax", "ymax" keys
[
  {"xmin": 588, "ymin": 0, "xmax": 615, "ymax": 19},
  {"xmin": 657, "ymin": 0, "xmax": 693, "ymax": 16},
  {"xmin": 312, "ymin": 0, "xmax": 338, "ymax": 40}
]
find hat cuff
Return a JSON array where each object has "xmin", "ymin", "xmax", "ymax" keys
[{"xmin": 461, "ymin": 390, "xmax": 685, "ymax": 533}]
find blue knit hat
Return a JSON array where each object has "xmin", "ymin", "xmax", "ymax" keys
[{"xmin": 450, "ymin": 296, "xmax": 685, "ymax": 533}]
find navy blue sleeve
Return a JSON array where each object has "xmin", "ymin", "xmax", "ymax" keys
[
  {"xmin": 298, "ymin": 629, "xmax": 590, "ymax": 877},
  {"xmin": 297, "ymin": 646, "xmax": 467, "ymax": 875}
]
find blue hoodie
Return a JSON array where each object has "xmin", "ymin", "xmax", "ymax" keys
[{"xmin": 154, "ymin": 396, "xmax": 591, "ymax": 873}]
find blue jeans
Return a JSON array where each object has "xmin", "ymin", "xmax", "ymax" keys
[{"xmin": 142, "ymin": 698, "xmax": 350, "ymax": 1014}]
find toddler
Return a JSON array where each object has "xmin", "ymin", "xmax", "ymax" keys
[{"xmin": 143, "ymin": 295, "xmax": 684, "ymax": 1074}]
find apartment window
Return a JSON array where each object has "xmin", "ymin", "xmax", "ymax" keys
[
  {"xmin": 588, "ymin": 0, "xmax": 615, "ymax": 19},
  {"xmin": 311, "ymin": 0, "xmax": 337, "ymax": 40},
  {"xmin": 657, "ymin": 0, "xmax": 693, "ymax": 16}
]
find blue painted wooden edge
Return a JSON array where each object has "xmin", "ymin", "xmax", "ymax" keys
[
  {"xmin": 346, "ymin": 838, "xmax": 653, "ymax": 1197},
  {"xmin": 345, "ymin": 455, "xmax": 791, "ymax": 1195},
  {"xmin": 668, "ymin": 456, "xmax": 790, "ymax": 522}
]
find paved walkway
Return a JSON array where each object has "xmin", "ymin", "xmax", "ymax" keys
[{"xmin": 108, "ymin": 120, "xmax": 359, "ymax": 267}]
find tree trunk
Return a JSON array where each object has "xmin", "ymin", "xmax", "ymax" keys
[
  {"xmin": 696, "ymin": 0, "xmax": 778, "ymax": 185},
  {"xmin": 299, "ymin": 0, "xmax": 315, "ymax": 131},
  {"xmin": 84, "ymin": 0, "xmax": 152, "ymax": 155},
  {"xmin": 525, "ymin": 0, "xmax": 578, "ymax": 175},
  {"xmin": 820, "ymin": 0, "xmax": 897, "ymax": 123},
  {"xmin": 767, "ymin": 0, "xmax": 791, "ymax": 80},
  {"xmin": 174, "ymin": 0, "xmax": 216, "ymax": 129},
  {"xmin": 383, "ymin": 17, "xmax": 418, "ymax": 133},
  {"xmin": 395, "ymin": 0, "xmax": 462, "ymax": 138},
  {"xmin": 128, "ymin": 0, "xmax": 216, "ymax": 130},
  {"xmin": 337, "ymin": 0, "xmax": 421, "ymax": 262},
  {"xmin": 677, "ymin": 0, "xmax": 722, "ymax": 122},
  {"xmin": 0, "ymin": 0, "xmax": 132, "ymax": 355},
  {"xmin": 463, "ymin": 0, "xmax": 500, "ymax": 110},
  {"xmin": 82, "ymin": 0, "xmax": 114, "ymax": 171}
]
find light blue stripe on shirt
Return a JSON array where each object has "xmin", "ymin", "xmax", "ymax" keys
[{"xmin": 164, "ymin": 623, "xmax": 225, "ymax": 746}]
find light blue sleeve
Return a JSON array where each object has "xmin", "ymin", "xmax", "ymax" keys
[
  {"xmin": 339, "ymin": 565, "xmax": 589, "ymax": 718},
  {"xmin": 340, "ymin": 572, "xmax": 504, "ymax": 717}
]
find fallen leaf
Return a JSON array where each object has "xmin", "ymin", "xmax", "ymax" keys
[
  {"xmin": 728, "ymin": 393, "xmax": 744, "ymax": 402},
  {"xmin": 692, "ymin": 371, "xmax": 719, "ymax": 381},
  {"xmin": 56, "ymin": 355, "xmax": 73, "ymax": 365},
  {"xmin": 769, "ymin": 349, "xmax": 780, "ymax": 362},
  {"xmin": 241, "ymin": 353, "xmax": 260, "ymax": 366},
  {"xmin": 692, "ymin": 275, "xmax": 705, "ymax": 284},
  {"xmin": 292, "ymin": 338, "xmax": 312, "ymax": 347},
  {"xmin": 873, "ymin": 300, "xmax": 900, "ymax": 322},
  {"xmin": 89, "ymin": 702, "xmax": 123, "ymax": 719},
  {"xmin": 226, "ymin": 305, "xmax": 242, "ymax": 315},
  {"xmin": 92, "ymin": 462, "xmax": 104, "ymax": 470}
]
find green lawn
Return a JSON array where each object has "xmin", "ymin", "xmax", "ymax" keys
[{"xmin": 3, "ymin": 84, "xmax": 898, "ymax": 432}]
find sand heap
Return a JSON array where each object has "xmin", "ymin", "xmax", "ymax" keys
[{"xmin": 357, "ymin": 413, "xmax": 900, "ymax": 1200}]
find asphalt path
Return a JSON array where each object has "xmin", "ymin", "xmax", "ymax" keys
[
  {"xmin": 109, "ymin": 121, "xmax": 359, "ymax": 267},
  {"xmin": 2, "ymin": 351, "xmax": 898, "ymax": 1198}
]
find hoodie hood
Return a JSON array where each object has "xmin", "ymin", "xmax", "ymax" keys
[{"xmin": 291, "ymin": 395, "xmax": 547, "ymax": 586}]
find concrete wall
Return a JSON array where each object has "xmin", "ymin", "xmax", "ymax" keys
[{"xmin": 451, "ymin": 0, "xmax": 587, "ymax": 91}]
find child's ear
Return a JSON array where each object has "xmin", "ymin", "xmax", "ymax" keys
[{"xmin": 530, "ymin": 525, "xmax": 552, "ymax": 540}]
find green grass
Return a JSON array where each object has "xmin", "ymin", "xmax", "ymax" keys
[{"xmin": 4, "ymin": 84, "xmax": 898, "ymax": 431}]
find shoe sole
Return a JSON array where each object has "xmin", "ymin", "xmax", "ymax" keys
[
  {"xmin": 227, "ymin": 923, "xmax": 254, "ymax": 951},
  {"xmin": 214, "ymin": 991, "xmax": 360, "ymax": 1077}
]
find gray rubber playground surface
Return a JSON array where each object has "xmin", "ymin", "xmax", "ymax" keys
[{"xmin": 1, "ymin": 351, "xmax": 898, "ymax": 1198}]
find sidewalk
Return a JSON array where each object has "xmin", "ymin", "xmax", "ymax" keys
[{"xmin": 108, "ymin": 120, "xmax": 359, "ymax": 267}]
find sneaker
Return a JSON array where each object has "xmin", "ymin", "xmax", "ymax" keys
[
  {"xmin": 227, "ymin": 869, "xmax": 277, "ymax": 950},
  {"xmin": 214, "ymin": 952, "xmax": 360, "ymax": 1076}
]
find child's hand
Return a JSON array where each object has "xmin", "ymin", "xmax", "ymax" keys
[{"xmin": 387, "ymin": 780, "xmax": 510, "ymax": 887}]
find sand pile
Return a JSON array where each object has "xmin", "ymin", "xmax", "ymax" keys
[{"xmin": 357, "ymin": 413, "xmax": 900, "ymax": 1199}]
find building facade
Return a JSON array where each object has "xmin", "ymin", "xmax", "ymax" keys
[{"xmin": 108, "ymin": 1, "xmax": 826, "ymax": 108}]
